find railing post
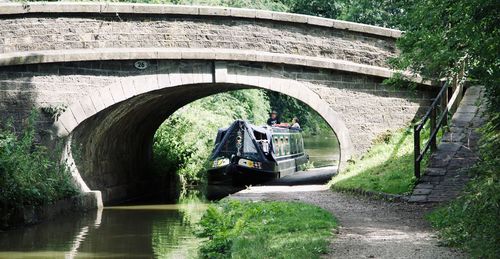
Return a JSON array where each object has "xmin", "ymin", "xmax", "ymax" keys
[
  {"xmin": 443, "ymin": 82, "xmax": 449, "ymax": 128},
  {"xmin": 430, "ymin": 107, "xmax": 437, "ymax": 152},
  {"xmin": 412, "ymin": 57, "xmax": 467, "ymax": 180},
  {"xmin": 414, "ymin": 125, "xmax": 421, "ymax": 178}
]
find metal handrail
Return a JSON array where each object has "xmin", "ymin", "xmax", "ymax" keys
[{"xmin": 413, "ymin": 59, "xmax": 467, "ymax": 178}]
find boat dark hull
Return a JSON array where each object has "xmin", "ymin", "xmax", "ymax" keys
[
  {"xmin": 207, "ymin": 153, "xmax": 308, "ymax": 186},
  {"xmin": 207, "ymin": 164, "xmax": 278, "ymax": 186},
  {"xmin": 206, "ymin": 120, "xmax": 309, "ymax": 186}
]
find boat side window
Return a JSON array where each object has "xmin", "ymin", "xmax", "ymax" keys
[
  {"xmin": 298, "ymin": 135, "xmax": 304, "ymax": 154},
  {"xmin": 280, "ymin": 136, "xmax": 284, "ymax": 156},
  {"xmin": 273, "ymin": 136, "xmax": 280, "ymax": 156},
  {"xmin": 295, "ymin": 134, "xmax": 299, "ymax": 154},
  {"xmin": 295, "ymin": 136, "xmax": 300, "ymax": 154},
  {"xmin": 285, "ymin": 137, "xmax": 289, "ymax": 155},
  {"xmin": 290, "ymin": 134, "xmax": 296, "ymax": 154}
]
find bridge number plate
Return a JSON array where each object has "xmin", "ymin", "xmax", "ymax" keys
[{"xmin": 134, "ymin": 60, "xmax": 149, "ymax": 70}]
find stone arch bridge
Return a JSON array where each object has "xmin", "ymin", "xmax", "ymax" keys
[{"xmin": 0, "ymin": 3, "xmax": 435, "ymax": 205}]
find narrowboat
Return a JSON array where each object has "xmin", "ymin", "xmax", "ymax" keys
[{"xmin": 207, "ymin": 120, "xmax": 308, "ymax": 185}]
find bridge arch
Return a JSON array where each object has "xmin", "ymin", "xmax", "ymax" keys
[
  {"xmin": 0, "ymin": 3, "xmax": 436, "ymax": 205},
  {"xmin": 57, "ymin": 61, "xmax": 352, "ymax": 203}
]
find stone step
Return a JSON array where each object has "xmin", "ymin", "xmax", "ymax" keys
[{"xmin": 409, "ymin": 86, "xmax": 484, "ymax": 204}]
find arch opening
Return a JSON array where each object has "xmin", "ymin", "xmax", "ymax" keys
[
  {"xmin": 151, "ymin": 88, "xmax": 341, "ymax": 199},
  {"xmin": 58, "ymin": 64, "xmax": 352, "ymax": 204}
]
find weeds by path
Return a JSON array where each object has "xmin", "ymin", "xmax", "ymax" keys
[{"xmin": 197, "ymin": 200, "xmax": 337, "ymax": 259}]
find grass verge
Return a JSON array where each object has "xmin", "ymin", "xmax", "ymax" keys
[
  {"xmin": 329, "ymin": 125, "xmax": 436, "ymax": 195},
  {"xmin": 197, "ymin": 200, "xmax": 337, "ymax": 259},
  {"xmin": 426, "ymin": 113, "xmax": 499, "ymax": 258}
]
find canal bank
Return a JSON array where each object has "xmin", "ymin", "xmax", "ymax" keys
[{"xmin": 0, "ymin": 191, "xmax": 100, "ymax": 230}]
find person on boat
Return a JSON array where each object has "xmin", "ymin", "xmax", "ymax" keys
[
  {"xmin": 291, "ymin": 117, "xmax": 300, "ymax": 129},
  {"xmin": 267, "ymin": 110, "xmax": 281, "ymax": 126}
]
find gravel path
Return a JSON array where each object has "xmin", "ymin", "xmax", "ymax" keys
[{"xmin": 230, "ymin": 185, "xmax": 465, "ymax": 258}]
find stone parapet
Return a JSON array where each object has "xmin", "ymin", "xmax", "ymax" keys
[
  {"xmin": 0, "ymin": 3, "xmax": 399, "ymax": 68},
  {"xmin": 0, "ymin": 2, "xmax": 401, "ymax": 38}
]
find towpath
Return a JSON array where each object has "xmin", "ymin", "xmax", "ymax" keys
[
  {"xmin": 230, "ymin": 86, "xmax": 487, "ymax": 258},
  {"xmin": 231, "ymin": 184, "xmax": 464, "ymax": 258}
]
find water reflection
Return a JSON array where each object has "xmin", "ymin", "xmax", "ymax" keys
[
  {"xmin": 0, "ymin": 193, "xmax": 206, "ymax": 259},
  {"xmin": 303, "ymin": 134, "xmax": 340, "ymax": 167},
  {"xmin": 66, "ymin": 207, "xmax": 102, "ymax": 259}
]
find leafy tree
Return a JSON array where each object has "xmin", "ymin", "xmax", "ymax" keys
[
  {"xmin": 391, "ymin": 2, "xmax": 499, "ymax": 257},
  {"xmin": 393, "ymin": 0, "xmax": 500, "ymax": 110},
  {"xmin": 267, "ymin": 91, "xmax": 331, "ymax": 135},
  {"xmin": 336, "ymin": 0, "xmax": 406, "ymax": 28},
  {"xmin": 281, "ymin": 0, "xmax": 341, "ymax": 18}
]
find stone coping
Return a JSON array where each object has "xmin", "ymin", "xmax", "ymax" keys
[
  {"xmin": 0, "ymin": 48, "xmax": 431, "ymax": 85},
  {"xmin": 0, "ymin": 2, "xmax": 401, "ymax": 38}
]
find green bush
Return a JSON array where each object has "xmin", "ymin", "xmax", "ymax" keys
[
  {"xmin": 427, "ymin": 113, "xmax": 500, "ymax": 258},
  {"xmin": 0, "ymin": 111, "xmax": 77, "ymax": 211},
  {"xmin": 197, "ymin": 200, "xmax": 337, "ymax": 258}
]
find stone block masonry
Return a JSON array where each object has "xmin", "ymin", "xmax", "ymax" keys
[
  {"xmin": 1, "ymin": 60, "xmax": 433, "ymax": 154},
  {"xmin": 0, "ymin": 60, "xmax": 435, "ymax": 204},
  {"xmin": 0, "ymin": 4, "xmax": 397, "ymax": 68},
  {"xmin": 0, "ymin": 191, "xmax": 101, "ymax": 230}
]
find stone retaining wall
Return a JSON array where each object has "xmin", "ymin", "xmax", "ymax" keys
[{"xmin": 0, "ymin": 191, "xmax": 101, "ymax": 230}]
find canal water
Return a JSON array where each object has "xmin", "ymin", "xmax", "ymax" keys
[
  {"xmin": 0, "ymin": 134, "xmax": 339, "ymax": 258},
  {"xmin": 303, "ymin": 134, "xmax": 340, "ymax": 167},
  {"xmin": 0, "ymin": 195, "xmax": 207, "ymax": 259}
]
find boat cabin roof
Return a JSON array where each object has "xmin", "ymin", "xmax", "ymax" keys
[{"xmin": 211, "ymin": 120, "xmax": 302, "ymax": 162}]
